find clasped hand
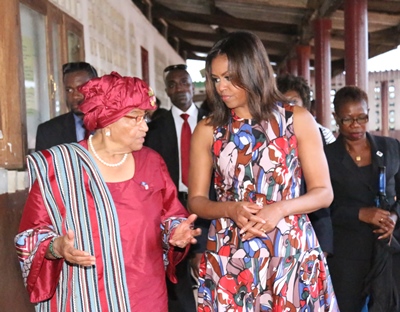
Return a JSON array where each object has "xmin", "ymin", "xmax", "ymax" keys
[
  {"xmin": 230, "ymin": 201, "xmax": 283, "ymax": 241},
  {"xmin": 360, "ymin": 207, "xmax": 397, "ymax": 240}
]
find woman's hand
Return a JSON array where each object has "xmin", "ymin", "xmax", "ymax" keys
[
  {"xmin": 359, "ymin": 207, "xmax": 396, "ymax": 239},
  {"xmin": 373, "ymin": 211, "xmax": 397, "ymax": 240},
  {"xmin": 169, "ymin": 214, "xmax": 202, "ymax": 248},
  {"xmin": 228, "ymin": 201, "xmax": 266, "ymax": 230},
  {"xmin": 240, "ymin": 202, "xmax": 285, "ymax": 241},
  {"xmin": 48, "ymin": 230, "xmax": 96, "ymax": 266}
]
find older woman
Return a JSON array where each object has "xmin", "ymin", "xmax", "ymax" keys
[
  {"xmin": 15, "ymin": 72, "xmax": 200, "ymax": 312},
  {"xmin": 325, "ymin": 85, "xmax": 400, "ymax": 311}
]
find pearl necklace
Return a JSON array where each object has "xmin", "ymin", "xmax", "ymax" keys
[{"xmin": 88, "ymin": 135, "xmax": 128, "ymax": 167}]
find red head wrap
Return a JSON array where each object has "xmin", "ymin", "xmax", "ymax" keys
[{"xmin": 79, "ymin": 71, "xmax": 156, "ymax": 131}]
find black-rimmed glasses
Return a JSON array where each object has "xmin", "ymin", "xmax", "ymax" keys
[
  {"xmin": 340, "ymin": 115, "xmax": 369, "ymax": 126},
  {"xmin": 163, "ymin": 64, "xmax": 187, "ymax": 82},
  {"xmin": 163, "ymin": 64, "xmax": 187, "ymax": 73}
]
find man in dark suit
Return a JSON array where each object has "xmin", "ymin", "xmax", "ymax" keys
[
  {"xmin": 35, "ymin": 62, "xmax": 98, "ymax": 151},
  {"xmin": 145, "ymin": 64, "xmax": 210, "ymax": 312}
]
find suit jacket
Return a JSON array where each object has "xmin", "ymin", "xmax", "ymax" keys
[
  {"xmin": 324, "ymin": 133, "xmax": 400, "ymax": 260},
  {"xmin": 145, "ymin": 108, "xmax": 208, "ymax": 189},
  {"xmin": 35, "ymin": 112, "xmax": 77, "ymax": 151},
  {"xmin": 145, "ymin": 107, "xmax": 212, "ymax": 253}
]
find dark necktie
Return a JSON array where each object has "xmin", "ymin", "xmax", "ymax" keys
[{"xmin": 180, "ymin": 113, "xmax": 191, "ymax": 186}]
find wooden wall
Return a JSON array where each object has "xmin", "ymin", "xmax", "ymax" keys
[
  {"xmin": 0, "ymin": 0, "xmax": 27, "ymax": 169},
  {"xmin": 0, "ymin": 190, "xmax": 34, "ymax": 311}
]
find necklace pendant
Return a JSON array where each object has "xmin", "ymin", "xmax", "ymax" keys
[{"xmin": 356, "ymin": 156, "xmax": 361, "ymax": 162}]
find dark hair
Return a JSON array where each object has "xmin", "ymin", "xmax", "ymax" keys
[
  {"xmin": 205, "ymin": 31, "xmax": 286, "ymax": 126},
  {"xmin": 276, "ymin": 74, "xmax": 311, "ymax": 111},
  {"xmin": 333, "ymin": 85, "xmax": 368, "ymax": 114},
  {"xmin": 62, "ymin": 62, "xmax": 98, "ymax": 79}
]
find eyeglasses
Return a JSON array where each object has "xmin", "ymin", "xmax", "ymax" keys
[
  {"xmin": 163, "ymin": 64, "xmax": 187, "ymax": 82},
  {"xmin": 163, "ymin": 64, "xmax": 187, "ymax": 73},
  {"xmin": 62, "ymin": 62, "xmax": 98, "ymax": 78},
  {"xmin": 340, "ymin": 115, "xmax": 369, "ymax": 126},
  {"xmin": 124, "ymin": 113, "xmax": 151, "ymax": 124}
]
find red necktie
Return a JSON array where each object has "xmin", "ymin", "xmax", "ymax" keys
[{"xmin": 180, "ymin": 113, "xmax": 191, "ymax": 186}]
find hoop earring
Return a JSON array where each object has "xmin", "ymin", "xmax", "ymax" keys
[{"xmin": 105, "ymin": 129, "xmax": 111, "ymax": 137}]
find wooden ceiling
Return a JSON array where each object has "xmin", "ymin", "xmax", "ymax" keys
[{"xmin": 132, "ymin": 0, "xmax": 400, "ymax": 76}]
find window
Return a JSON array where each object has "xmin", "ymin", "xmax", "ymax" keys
[
  {"xmin": 20, "ymin": 3, "xmax": 50, "ymax": 150},
  {"xmin": 18, "ymin": 0, "xmax": 85, "ymax": 154}
]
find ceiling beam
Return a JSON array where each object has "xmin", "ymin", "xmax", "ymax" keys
[{"xmin": 151, "ymin": 2, "xmax": 298, "ymax": 35}]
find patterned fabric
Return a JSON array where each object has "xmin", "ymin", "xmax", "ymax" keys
[
  {"xmin": 15, "ymin": 143, "xmax": 132, "ymax": 312},
  {"xmin": 197, "ymin": 104, "xmax": 338, "ymax": 311},
  {"xmin": 317, "ymin": 123, "xmax": 336, "ymax": 145}
]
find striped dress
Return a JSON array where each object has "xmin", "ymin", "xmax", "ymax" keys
[{"xmin": 15, "ymin": 143, "xmax": 188, "ymax": 311}]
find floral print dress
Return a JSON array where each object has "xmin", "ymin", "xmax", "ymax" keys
[{"xmin": 197, "ymin": 104, "xmax": 339, "ymax": 312}]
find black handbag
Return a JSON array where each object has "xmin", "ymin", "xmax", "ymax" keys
[
  {"xmin": 364, "ymin": 166, "xmax": 400, "ymax": 311},
  {"xmin": 375, "ymin": 166, "xmax": 400, "ymax": 254}
]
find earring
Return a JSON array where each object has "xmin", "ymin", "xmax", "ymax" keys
[{"xmin": 105, "ymin": 129, "xmax": 111, "ymax": 137}]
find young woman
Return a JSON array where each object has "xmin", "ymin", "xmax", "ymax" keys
[{"xmin": 188, "ymin": 31, "xmax": 338, "ymax": 311}]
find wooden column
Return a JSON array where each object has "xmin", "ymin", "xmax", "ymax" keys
[
  {"xmin": 381, "ymin": 80, "xmax": 389, "ymax": 137},
  {"xmin": 344, "ymin": 0, "xmax": 368, "ymax": 91},
  {"xmin": 313, "ymin": 18, "xmax": 332, "ymax": 128},
  {"xmin": 0, "ymin": 0, "xmax": 26, "ymax": 169},
  {"xmin": 286, "ymin": 57, "xmax": 298, "ymax": 76},
  {"xmin": 0, "ymin": 1, "xmax": 33, "ymax": 310},
  {"xmin": 296, "ymin": 45, "xmax": 311, "ymax": 84}
]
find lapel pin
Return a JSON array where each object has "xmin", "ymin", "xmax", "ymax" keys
[{"xmin": 141, "ymin": 181, "xmax": 149, "ymax": 190}]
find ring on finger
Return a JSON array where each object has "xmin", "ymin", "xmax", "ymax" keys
[{"xmin": 380, "ymin": 218, "xmax": 384, "ymax": 223}]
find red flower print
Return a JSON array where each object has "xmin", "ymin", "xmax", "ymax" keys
[{"xmin": 217, "ymin": 269, "xmax": 257, "ymax": 311}]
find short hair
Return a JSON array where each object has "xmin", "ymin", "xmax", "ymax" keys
[
  {"xmin": 276, "ymin": 74, "xmax": 311, "ymax": 111},
  {"xmin": 163, "ymin": 64, "xmax": 189, "ymax": 84},
  {"xmin": 62, "ymin": 62, "xmax": 98, "ymax": 79},
  {"xmin": 205, "ymin": 31, "xmax": 286, "ymax": 126},
  {"xmin": 333, "ymin": 85, "xmax": 368, "ymax": 114}
]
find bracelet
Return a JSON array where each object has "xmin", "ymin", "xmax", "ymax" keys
[{"xmin": 49, "ymin": 237, "xmax": 63, "ymax": 259}]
